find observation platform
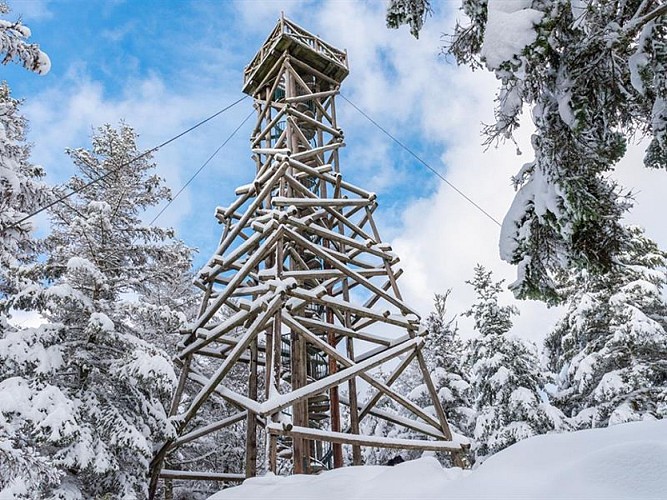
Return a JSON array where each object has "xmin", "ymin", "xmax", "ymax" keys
[{"xmin": 242, "ymin": 16, "xmax": 349, "ymax": 96}]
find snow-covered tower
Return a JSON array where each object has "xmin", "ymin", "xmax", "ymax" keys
[{"xmin": 149, "ymin": 15, "xmax": 464, "ymax": 496}]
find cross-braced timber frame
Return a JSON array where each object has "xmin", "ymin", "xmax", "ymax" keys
[{"xmin": 149, "ymin": 15, "xmax": 465, "ymax": 498}]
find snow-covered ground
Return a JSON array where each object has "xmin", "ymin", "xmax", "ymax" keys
[{"xmin": 209, "ymin": 419, "xmax": 667, "ymax": 499}]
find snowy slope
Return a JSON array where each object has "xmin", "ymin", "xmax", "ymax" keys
[{"xmin": 209, "ymin": 419, "xmax": 667, "ymax": 500}]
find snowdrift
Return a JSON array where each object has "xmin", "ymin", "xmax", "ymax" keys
[{"xmin": 209, "ymin": 419, "xmax": 667, "ymax": 499}]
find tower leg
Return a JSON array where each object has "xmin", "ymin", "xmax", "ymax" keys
[{"xmin": 245, "ymin": 338, "xmax": 258, "ymax": 477}]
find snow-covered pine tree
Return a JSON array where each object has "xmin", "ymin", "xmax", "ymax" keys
[
  {"xmin": 386, "ymin": 0, "xmax": 432, "ymax": 38},
  {"xmin": 545, "ymin": 226, "xmax": 667, "ymax": 429},
  {"xmin": 404, "ymin": 292, "xmax": 473, "ymax": 465},
  {"xmin": 0, "ymin": 16, "xmax": 59, "ymax": 494},
  {"xmin": 360, "ymin": 363, "xmax": 409, "ymax": 466},
  {"xmin": 359, "ymin": 293, "xmax": 474, "ymax": 467},
  {"xmin": 0, "ymin": 320, "xmax": 68, "ymax": 498},
  {"xmin": 1, "ymin": 123, "xmax": 195, "ymax": 498},
  {"xmin": 465, "ymin": 265, "xmax": 566, "ymax": 462},
  {"xmin": 126, "ymin": 264, "xmax": 200, "ymax": 356},
  {"xmin": 0, "ymin": 2, "xmax": 50, "ymax": 74},
  {"xmin": 387, "ymin": 0, "xmax": 667, "ymax": 304},
  {"xmin": 0, "ymin": 81, "xmax": 51, "ymax": 308}
]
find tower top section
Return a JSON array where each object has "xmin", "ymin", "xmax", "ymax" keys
[{"xmin": 242, "ymin": 15, "xmax": 349, "ymax": 96}]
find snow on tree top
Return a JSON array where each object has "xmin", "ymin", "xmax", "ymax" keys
[{"xmin": 480, "ymin": 0, "xmax": 543, "ymax": 71}]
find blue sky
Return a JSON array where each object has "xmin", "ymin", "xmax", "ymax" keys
[
  {"xmin": 8, "ymin": 0, "xmax": 667, "ymax": 339},
  {"xmin": 8, "ymin": 0, "xmax": 444, "ymax": 258}
]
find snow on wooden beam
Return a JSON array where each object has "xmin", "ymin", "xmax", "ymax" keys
[
  {"xmin": 283, "ymin": 312, "xmax": 441, "ymax": 431},
  {"xmin": 266, "ymin": 423, "xmax": 463, "ymax": 452},
  {"xmin": 186, "ymin": 371, "xmax": 262, "ymax": 415},
  {"xmin": 192, "ymin": 226, "xmax": 283, "ymax": 331},
  {"xmin": 181, "ymin": 295, "xmax": 284, "ymax": 426},
  {"xmin": 173, "ymin": 411, "xmax": 248, "ymax": 447},
  {"xmin": 284, "ymin": 88, "xmax": 339, "ymax": 103},
  {"xmin": 285, "ymin": 227, "xmax": 416, "ymax": 317},
  {"xmin": 159, "ymin": 470, "xmax": 246, "ymax": 482},
  {"xmin": 258, "ymin": 336, "xmax": 422, "ymax": 417},
  {"xmin": 351, "ymin": 402, "xmax": 446, "ymax": 441},
  {"xmin": 272, "ymin": 197, "xmax": 372, "ymax": 207},
  {"xmin": 296, "ymin": 316, "xmax": 391, "ymax": 346}
]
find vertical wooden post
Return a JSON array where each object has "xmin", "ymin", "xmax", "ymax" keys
[
  {"xmin": 343, "ymin": 280, "xmax": 362, "ymax": 465},
  {"xmin": 291, "ymin": 328, "xmax": 304, "ymax": 474},
  {"xmin": 327, "ymin": 310, "xmax": 343, "ymax": 468},
  {"xmin": 272, "ymin": 242, "xmax": 284, "ymax": 473},
  {"xmin": 269, "ymin": 434, "xmax": 278, "ymax": 474},
  {"xmin": 245, "ymin": 338, "xmax": 258, "ymax": 478}
]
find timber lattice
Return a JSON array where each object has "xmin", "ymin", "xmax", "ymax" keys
[{"xmin": 149, "ymin": 14, "xmax": 465, "ymax": 498}]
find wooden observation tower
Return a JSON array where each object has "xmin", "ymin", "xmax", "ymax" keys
[{"xmin": 149, "ymin": 15, "xmax": 464, "ymax": 497}]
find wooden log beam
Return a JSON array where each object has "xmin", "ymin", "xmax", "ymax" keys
[
  {"xmin": 283, "ymin": 184, "xmax": 375, "ymax": 243},
  {"xmin": 287, "ymin": 156, "xmax": 374, "ymax": 199},
  {"xmin": 284, "ymin": 60, "xmax": 335, "ymax": 123},
  {"xmin": 279, "ymin": 268, "xmax": 386, "ymax": 280},
  {"xmin": 287, "ymin": 286, "xmax": 411, "ymax": 329},
  {"xmin": 272, "ymin": 197, "xmax": 371, "ymax": 207},
  {"xmin": 285, "ymin": 217, "xmax": 390, "ymax": 261},
  {"xmin": 284, "ymin": 227, "xmax": 416, "ymax": 317},
  {"xmin": 173, "ymin": 411, "xmax": 248, "ymax": 448},
  {"xmin": 297, "ymin": 315, "xmax": 391, "ymax": 346},
  {"xmin": 339, "ymin": 396, "xmax": 446, "ymax": 440},
  {"xmin": 186, "ymin": 371, "xmax": 261, "ymax": 415},
  {"xmin": 266, "ymin": 423, "xmax": 462, "ymax": 452},
  {"xmin": 180, "ymin": 307, "xmax": 258, "ymax": 359},
  {"xmin": 209, "ymin": 160, "xmax": 288, "ymax": 265},
  {"xmin": 193, "ymin": 225, "xmax": 283, "ymax": 332},
  {"xmin": 159, "ymin": 470, "xmax": 245, "ymax": 482},
  {"xmin": 282, "ymin": 312, "xmax": 441, "ymax": 430},
  {"xmin": 285, "ymin": 89, "xmax": 339, "ymax": 103},
  {"xmin": 180, "ymin": 294, "xmax": 284, "ymax": 427},
  {"xmin": 258, "ymin": 335, "xmax": 422, "ymax": 417},
  {"xmin": 291, "ymin": 142, "xmax": 341, "ymax": 162}
]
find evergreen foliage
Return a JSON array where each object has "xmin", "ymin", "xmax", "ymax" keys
[
  {"xmin": 545, "ymin": 226, "xmax": 667, "ymax": 428},
  {"xmin": 1, "ymin": 123, "xmax": 195, "ymax": 498},
  {"xmin": 409, "ymin": 292, "xmax": 474, "ymax": 452},
  {"xmin": 465, "ymin": 265, "xmax": 566, "ymax": 462},
  {"xmin": 0, "ymin": 2, "xmax": 50, "ymax": 74},
  {"xmin": 0, "ymin": 82, "xmax": 51, "ymax": 308},
  {"xmin": 386, "ymin": 0, "xmax": 432, "ymax": 38},
  {"xmin": 387, "ymin": 0, "xmax": 667, "ymax": 303},
  {"xmin": 0, "ymin": 23, "xmax": 57, "ymax": 492}
]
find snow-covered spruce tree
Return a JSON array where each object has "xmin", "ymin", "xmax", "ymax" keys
[
  {"xmin": 1, "ymin": 123, "xmax": 195, "ymax": 498},
  {"xmin": 386, "ymin": 0, "xmax": 432, "ymax": 38},
  {"xmin": 0, "ymin": 2, "xmax": 50, "ymax": 74},
  {"xmin": 545, "ymin": 226, "xmax": 667, "ymax": 429},
  {"xmin": 0, "ymin": 82, "xmax": 52, "ymax": 305},
  {"xmin": 388, "ymin": 0, "xmax": 667, "ymax": 304},
  {"xmin": 360, "ymin": 363, "xmax": 408, "ymax": 466},
  {"xmin": 0, "ymin": 320, "xmax": 68, "ymax": 498},
  {"xmin": 0, "ymin": 15, "xmax": 59, "ymax": 495},
  {"xmin": 403, "ymin": 292, "xmax": 473, "ymax": 465},
  {"xmin": 465, "ymin": 265, "xmax": 566, "ymax": 462},
  {"xmin": 127, "ymin": 266, "xmax": 200, "ymax": 356},
  {"xmin": 359, "ymin": 293, "xmax": 473, "ymax": 467},
  {"xmin": 0, "ymin": 1, "xmax": 51, "ymax": 306}
]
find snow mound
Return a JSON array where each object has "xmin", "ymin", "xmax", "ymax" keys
[{"xmin": 208, "ymin": 419, "xmax": 667, "ymax": 500}]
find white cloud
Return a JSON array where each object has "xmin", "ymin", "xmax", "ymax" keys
[
  {"xmin": 17, "ymin": 0, "xmax": 667, "ymax": 345},
  {"xmin": 22, "ymin": 69, "xmax": 253, "ymax": 231},
  {"xmin": 10, "ymin": 0, "xmax": 54, "ymax": 21},
  {"xmin": 614, "ymin": 141, "xmax": 667, "ymax": 250}
]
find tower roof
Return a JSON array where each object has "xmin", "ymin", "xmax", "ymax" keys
[{"xmin": 242, "ymin": 15, "xmax": 349, "ymax": 96}]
